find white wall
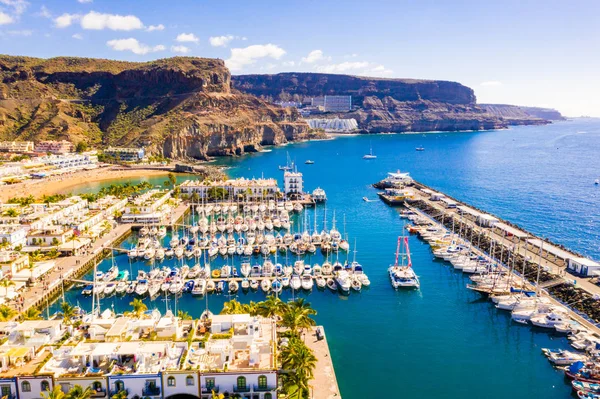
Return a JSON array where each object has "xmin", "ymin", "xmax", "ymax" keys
[
  {"xmin": 162, "ymin": 372, "xmax": 199, "ymax": 398},
  {"xmin": 16, "ymin": 376, "xmax": 53, "ymax": 399}
]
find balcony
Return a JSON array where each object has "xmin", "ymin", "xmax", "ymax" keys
[
  {"xmin": 201, "ymin": 385, "xmax": 219, "ymax": 394},
  {"xmin": 254, "ymin": 385, "xmax": 277, "ymax": 392},
  {"xmin": 91, "ymin": 389, "xmax": 107, "ymax": 398},
  {"xmin": 233, "ymin": 385, "xmax": 251, "ymax": 393},
  {"xmin": 142, "ymin": 387, "xmax": 161, "ymax": 396}
]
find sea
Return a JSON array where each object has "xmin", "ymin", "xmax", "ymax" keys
[{"xmin": 49, "ymin": 118, "xmax": 600, "ymax": 399}]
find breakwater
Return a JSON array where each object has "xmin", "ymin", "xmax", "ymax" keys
[{"xmin": 378, "ymin": 178, "xmax": 600, "ymax": 326}]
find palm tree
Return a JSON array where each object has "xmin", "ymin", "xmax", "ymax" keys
[
  {"xmin": 210, "ymin": 391, "xmax": 224, "ymax": 399},
  {"xmin": 0, "ymin": 278, "xmax": 15, "ymax": 297},
  {"xmin": 41, "ymin": 385, "xmax": 65, "ymax": 399},
  {"xmin": 281, "ymin": 299, "xmax": 317, "ymax": 336},
  {"xmin": 129, "ymin": 298, "xmax": 147, "ymax": 318},
  {"xmin": 112, "ymin": 390, "xmax": 128, "ymax": 399},
  {"xmin": 0, "ymin": 305, "xmax": 16, "ymax": 321},
  {"xmin": 60, "ymin": 301, "xmax": 76, "ymax": 325},
  {"xmin": 256, "ymin": 295, "xmax": 287, "ymax": 319},
  {"xmin": 21, "ymin": 306, "xmax": 42, "ymax": 321},
  {"xmin": 66, "ymin": 385, "xmax": 93, "ymax": 399},
  {"xmin": 280, "ymin": 337, "xmax": 317, "ymax": 398},
  {"xmin": 177, "ymin": 310, "xmax": 192, "ymax": 320}
]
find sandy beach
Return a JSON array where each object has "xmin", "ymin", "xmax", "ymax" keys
[{"xmin": 0, "ymin": 166, "xmax": 170, "ymax": 202}]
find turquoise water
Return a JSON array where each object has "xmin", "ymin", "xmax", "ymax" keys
[{"xmin": 53, "ymin": 118, "xmax": 600, "ymax": 399}]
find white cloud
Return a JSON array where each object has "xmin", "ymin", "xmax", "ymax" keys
[
  {"xmin": 480, "ymin": 81, "xmax": 502, "ymax": 87},
  {"xmin": 6, "ymin": 29, "xmax": 31, "ymax": 36},
  {"xmin": 171, "ymin": 45, "xmax": 189, "ymax": 54},
  {"xmin": 315, "ymin": 61, "xmax": 393, "ymax": 77},
  {"xmin": 77, "ymin": 0, "xmax": 93, "ymax": 3},
  {"xmin": 107, "ymin": 38, "xmax": 165, "ymax": 55},
  {"xmin": 316, "ymin": 61, "xmax": 369, "ymax": 73},
  {"xmin": 282, "ymin": 61, "xmax": 295, "ymax": 67},
  {"xmin": 175, "ymin": 32, "xmax": 199, "ymax": 43},
  {"xmin": 146, "ymin": 24, "xmax": 164, "ymax": 32},
  {"xmin": 301, "ymin": 49, "xmax": 325, "ymax": 64},
  {"xmin": 37, "ymin": 5, "xmax": 51, "ymax": 18},
  {"xmin": 0, "ymin": 0, "xmax": 28, "ymax": 15},
  {"xmin": 0, "ymin": 11, "xmax": 13, "ymax": 24},
  {"xmin": 72, "ymin": 33, "xmax": 83, "ymax": 40},
  {"xmin": 81, "ymin": 11, "xmax": 143, "ymax": 31},
  {"xmin": 54, "ymin": 13, "xmax": 78, "ymax": 28},
  {"xmin": 225, "ymin": 43, "xmax": 286, "ymax": 71},
  {"xmin": 209, "ymin": 35, "xmax": 234, "ymax": 47}
]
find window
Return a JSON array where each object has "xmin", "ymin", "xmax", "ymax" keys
[
  {"xmin": 92, "ymin": 381, "xmax": 102, "ymax": 392},
  {"xmin": 115, "ymin": 380, "xmax": 124, "ymax": 392},
  {"xmin": 258, "ymin": 376, "xmax": 267, "ymax": 390},
  {"xmin": 237, "ymin": 376, "xmax": 246, "ymax": 390},
  {"xmin": 167, "ymin": 377, "xmax": 176, "ymax": 387},
  {"xmin": 21, "ymin": 382, "xmax": 31, "ymax": 392},
  {"xmin": 41, "ymin": 381, "xmax": 50, "ymax": 392},
  {"xmin": 205, "ymin": 378, "xmax": 215, "ymax": 390},
  {"xmin": 1, "ymin": 385, "xmax": 12, "ymax": 398},
  {"xmin": 186, "ymin": 376, "xmax": 194, "ymax": 386},
  {"xmin": 264, "ymin": 394, "xmax": 272, "ymax": 399}
]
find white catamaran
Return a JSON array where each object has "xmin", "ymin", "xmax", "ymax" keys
[{"xmin": 388, "ymin": 235, "xmax": 420, "ymax": 289}]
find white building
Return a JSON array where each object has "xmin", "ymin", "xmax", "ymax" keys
[
  {"xmin": 179, "ymin": 178, "xmax": 280, "ymax": 201},
  {"xmin": 567, "ymin": 257, "xmax": 600, "ymax": 277},
  {"xmin": 306, "ymin": 118, "xmax": 358, "ymax": 132},
  {"xmin": 284, "ymin": 171, "xmax": 303, "ymax": 197},
  {"xmin": 39, "ymin": 154, "xmax": 98, "ymax": 171},
  {"xmin": 0, "ymin": 226, "xmax": 27, "ymax": 249}
]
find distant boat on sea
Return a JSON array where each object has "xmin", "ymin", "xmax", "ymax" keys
[
  {"xmin": 595, "ymin": 179, "xmax": 599, "ymax": 185},
  {"xmin": 305, "ymin": 160, "xmax": 314, "ymax": 164},
  {"xmin": 363, "ymin": 142, "xmax": 377, "ymax": 159},
  {"xmin": 279, "ymin": 151, "xmax": 293, "ymax": 170},
  {"xmin": 416, "ymin": 146, "xmax": 425, "ymax": 151}
]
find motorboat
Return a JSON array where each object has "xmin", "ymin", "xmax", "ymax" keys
[
  {"xmin": 290, "ymin": 275, "xmax": 302, "ymax": 291},
  {"xmin": 229, "ymin": 280, "xmax": 239, "ymax": 294},
  {"xmin": 335, "ymin": 270, "xmax": 351, "ymax": 293},
  {"xmin": 135, "ymin": 279, "xmax": 148, "ymax": 296},
  {"xmin": 531, "ymin": 312, "xmax": 570, "ymax": 329},
  {"xmin": 192, "ymin": 279, "xmax": 206, "ymax": 296},
  {"xmin": 315, "ymin": 276, "xmax": 326, "ymax": 289},
  {"xmin": 250, "ymin": 279, "xmax": 259, "ymax": 290},
  {"xmin": 241, "ymin": 278, "xmax": 250, "ymax": 290},
  {"xmin": 261, "ymin": 278, "xmax": 271, "ymax": 292},
  {"xmin": 301, "ymin": 275, "xmax": 314, "ymax": 290},
  {"xmin": 206, "ymin": 279, "xmax": 216, "ymax": 293},
  {"xmin": 542, "ymin": 348, "xmax": 588, "ymax": 366},
  {"xmin": 326, "ymin": 278, "xmax": 337, "ymax": 291}
]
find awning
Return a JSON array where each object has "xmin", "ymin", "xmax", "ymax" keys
[{"xmin": 5, "ymin": 347, "xmax": 30, "ymax": 358}]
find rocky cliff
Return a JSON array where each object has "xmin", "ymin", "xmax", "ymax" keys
[
  {"xmin": 481, "ymin": 104, "xmax": 565, "ymax": 123},
  {"xmin": 233, "ymin": 72, "xmax": 550, "ymax": 132},
  {"xmin": 0, "ymin": 55, "xmax": 316, "ymax": 159}
]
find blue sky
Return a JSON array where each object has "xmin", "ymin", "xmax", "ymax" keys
[{"xmin": 1, "ymin": 0, "xmax": 599, "ymax": 116}]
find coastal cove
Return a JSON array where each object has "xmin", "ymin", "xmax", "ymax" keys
[{"xmin": 47, "ymin": 118, "xmax": 600, "ymax": 399}]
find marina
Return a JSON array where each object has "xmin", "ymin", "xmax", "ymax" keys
[{"xmin": 2, "ymin": 120, "xmax": 600, "ymax": 399}]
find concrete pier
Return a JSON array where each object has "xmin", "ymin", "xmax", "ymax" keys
[{"xmin": 305, "ymin": 326, "xmax": 342, "ymax": 399}]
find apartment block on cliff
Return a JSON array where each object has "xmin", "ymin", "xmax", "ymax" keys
[
  {"xmin": 0, "ymin": 141, "xmax": 34, "ymax": 153},
  {"xmin": 36, "ymin": 140, "xmax": 74, "ymax": 154},
  {"xmin": 310, "ymin": 95, "xmax": 352, "ymax": 112},
  {"xmin": 104, "ymin": 147, "xmax": 145, "ymax": 162}
]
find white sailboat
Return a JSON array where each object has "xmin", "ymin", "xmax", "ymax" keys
[{"xmin": 363, "ymin": 142, "xmax": 377, "ymax": 159}]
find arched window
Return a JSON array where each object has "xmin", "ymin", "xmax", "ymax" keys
[
  {"xmin": 167, "ymin": 376, "xmax": 176, "ymax": 387},
  {"xmin": 265, "ymin": 393, "xmax": 272, "ymax": 399},
  {"xmin": 115, "ymin": 380, "xmax": 124, "ymax": 392},
  {"xmin": 21, "ymin": 382, "xmax": 31, "ymax": 392},
  {"xmin": 92, "ymin": 381, "xmax": 102, "ymax": 391},
  {"xmin": 236, "ymin": 376, "xmax": 246, "ymax": 390},
  {"xmin": 258, "ymin": 375, "xmax": 267, "ymax": 390},
  {"xmin": 185, "ymin": 376, "xmax": 194, "ymax": 386},
  {"xmin": 41, "ymin": 381, "xmax": 50, "ymax": 392}
]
